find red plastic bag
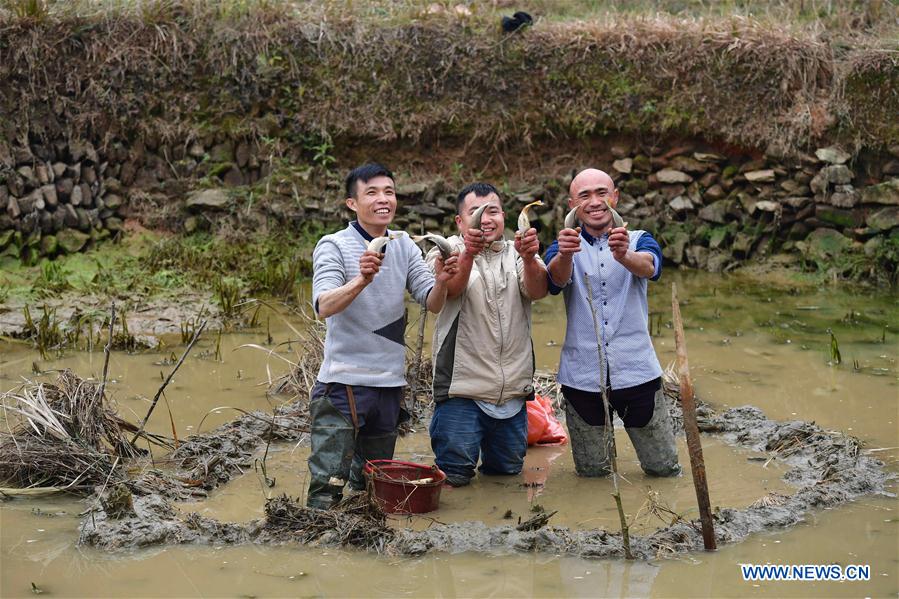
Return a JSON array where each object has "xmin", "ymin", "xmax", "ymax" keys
[{"xmin": 527, "ymin": 394, "xmax": 568, "ymax": 446}]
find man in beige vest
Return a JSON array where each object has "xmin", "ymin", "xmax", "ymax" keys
[{"xmin": 425, "ymin": 183, "xmax": 548, "ymax": 487}]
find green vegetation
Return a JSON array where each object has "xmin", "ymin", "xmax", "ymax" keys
[
  {"xmin": 0, "ymin": 229, "xmax": 319, "ymax": 322},
  {"xmin": 143, "ymin": 228, "xmax": 317, "ymax": 301}
]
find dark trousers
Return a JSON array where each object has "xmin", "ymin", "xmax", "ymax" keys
[
  {"xmin": 561, "ymin": 377, "xmax": 661, "ymax": 428},
  {"xmin": 311, "ymin": 381, "xmax": 403, "ymax": 435}
]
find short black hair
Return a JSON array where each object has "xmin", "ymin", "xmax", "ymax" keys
[
  {"xmin": 456, "ymin": 182, "xmax": 499, "ymax": 214},
  {"xmin": 345, "ymin": 163, "xmax": 394, "ymax": 198}
]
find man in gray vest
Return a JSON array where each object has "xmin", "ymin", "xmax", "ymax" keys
[
  {"xmin": 308, "ymin": 163, "xmax": 458, "ymax": 509},
  {"xmin": 544, "ymin": 168, "xmax": 680, "ymax": 477}
]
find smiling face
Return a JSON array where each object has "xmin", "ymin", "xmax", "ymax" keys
[
  {"xmin": 456, "ymin": 191, "xmax": 505, "ymax": 242},
  {"xmin": 568, "ymin": 169, "xmax": 619, "ymax": 235},
  {"xmin": 346, "ymin": 175, "xmax": 396, "ymax": 234}
]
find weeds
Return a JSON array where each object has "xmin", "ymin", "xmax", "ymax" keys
[
  {"xmin": 1, "ymin": 2, "xmax": 894, "ymax": 162},
  {"xmin": 828, "ymin": 328, "xmax": 842, "ymax": 365},
  {"xmin": 34, "ymin": 261, "xmax": 69, "ymax": 296},
  {"xmin": 0, "ymin": 370, "xmax": 141, "ymax": 492},
  {"xmin": 180, "ymin": 310, "xmax": 207, "ymax": 345},
  {"xmin": 21, "ymin": 305, "xmax": 64, "ymax": 360},
  {"xmin": 143, "ymin": 233, "xmax": 314, "ymax": 300},
  {"xmin": 215, "ymin": 277, "xmax": 242, "ymax": 320}
]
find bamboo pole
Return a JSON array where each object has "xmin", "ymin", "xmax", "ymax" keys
[
  {"xmin": 408, "ymin": 305, "xmax": 427, "ymax": 419},
  {"xmin": 96, "ymin": 303, "xmax": 115, "ymax": 405},
  {"xmin": 671, "ymin": 282, "xmax": 717, "ymax": 551},
  {"xmin": 130, "ymin": 320, "xmax": 207, "ymax": 446},
  {"xmin": 583, "ymin": 272, "xmax": 633, "ymax": 560}
]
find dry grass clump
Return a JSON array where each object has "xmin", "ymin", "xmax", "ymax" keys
[
  {"xmin": 263, "ymin": 492, "xmax": 395, "ymax": 552},
  {"xmin": 0, "ymin": 370, "xmax": 142, "ymax": 493},
  {"xmin": 268, "ymin": 304, "xmax": 326, "ymax": 402},
  {"xmin": 0, "ymin": 2, "xmax": 894, "ymax": 163}
]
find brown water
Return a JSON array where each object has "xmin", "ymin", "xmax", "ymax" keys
[{"xmin": 1, "ymin": 271, "xmax": 897, "ymax": 598}]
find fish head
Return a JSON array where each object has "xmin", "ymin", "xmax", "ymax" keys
[
  {"xmin": 563, "ymin": 206, "xmax": 581, "ymax": 230},
  {"xmin": 518, "ymin": 200, "xmax": 544, "ymax": 234},
  {"xmin": 366, "ymin": 236, "xmax": 391, "ymax": 254}
]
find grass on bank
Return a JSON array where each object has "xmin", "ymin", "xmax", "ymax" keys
[
  {"xmin": 1, "ymin": 0, "xmax": 896, "ymax": 157},
  {"xmin": 0, "ymin": 229, "xmax": 321, "ymax": 308},
  {"xmin": 3, "ymin": 0, "xmax": 895, "ymax": 39}
]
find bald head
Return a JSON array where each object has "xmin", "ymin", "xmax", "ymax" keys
[{"xmin": 569, "ymin": 168, "xmax": 616, "ymax": 198}]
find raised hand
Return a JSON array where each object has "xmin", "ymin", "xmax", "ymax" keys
[
  {"xmin": 463, "ymin": 227, "xmax": 487, "ymax": 256},
  {"xmin": 608, "ymin": 227, "xmax": 629, "ymax": 262},
  {"xmin": 435, "ymin": 252, "xmax": 460, "ymax": 282},
  {"xmin": 514, "ymin": 227, "xmax": 540, "ymax": 260},
  {"xmin": 556, "ymin": 227, "xmax": 582, "ymax": 258},
  {"xmin": 359, "ymin": 250, "xmax": 383, "ymax": 283}
]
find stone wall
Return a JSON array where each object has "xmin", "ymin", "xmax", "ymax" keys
[
  {"xmin": 2, "ymin": 135, "xmax": 898, "ymax": 277},
  {"xmin": 0, "ymin": 139, "xmax": 128, "ymax": 262}
]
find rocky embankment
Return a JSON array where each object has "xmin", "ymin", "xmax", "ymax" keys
[{"xmin": 2, "ymin": 136, "xmax": 898, "ymax": 279}]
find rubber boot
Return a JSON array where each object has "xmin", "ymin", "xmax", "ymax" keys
[
  {"xmin": 306, "ymin": 395, "xmax": 356, "ymax": 509},
  {"xmin": 348, "ymin": 432, "xmax": 398, "ymax": 491},
  {"xmin": 625, "ymin": 388, "xmax": 682, "ymax": 477},
  {"xmin": 564, "ymin": 402, "xmax": 612, "ymax": 477}
]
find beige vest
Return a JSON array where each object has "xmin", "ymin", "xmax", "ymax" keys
[{"xmin": 427, "ymin": 236, "xmax": 542, "ymax": 404}]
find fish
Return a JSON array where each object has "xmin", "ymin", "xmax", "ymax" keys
[
  {"xmin": 605, "ymin": 198, "xmax": 628, "ymax": 228},
  {"xmin": 412, "ymin": 233, "xmax": 454, "ymax": 259},
  {"xmin": 366, "ymin": 233, "xmax": 400, "ymax": 254},
  {"xmin": 564, "ymin": 206, "xmax": 580, "ymax": 229},
  {"xmin": 470, "ymin": 202, "xmax": 490, "ymax": 230},
  {"xmin": 517, "ymin": 200, "xmax": 544, "ymax": 234}
]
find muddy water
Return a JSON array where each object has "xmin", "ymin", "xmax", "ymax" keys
[{"xmin": 1, "ymin": 271, "xmax": 897, "ymax": 597}]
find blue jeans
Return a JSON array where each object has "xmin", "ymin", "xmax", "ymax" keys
[{"xmin": 429, "ymin": 398, "xmax": 527, "ymax": 485}]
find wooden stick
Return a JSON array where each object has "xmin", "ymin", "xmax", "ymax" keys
[
  {"xmin": 96, "ymin": 303, "xmax": 115, "ymax": 404},
  {"xmin": 408, "ymin": 305, "xmax": 427, "ymax": 418},
  {"xmin": 130, "ymin": 320, "xmax": 207, "ymax": 446},
  {"xmin": 583, "ymin": 272, "xmax": 633, "ymax": 559},
  {"xmin": 671, "ymin": 282, "xmax": 717, "ymax": 551}
]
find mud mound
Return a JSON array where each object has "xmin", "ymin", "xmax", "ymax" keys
[
  {"xmin": 171, "ymin": 400, "xmax": 311, "ymax": 490},
  {"xmin": 258, "ymin": 494, "xmax": 395, "ymax": 552},
  {"xmin": 78, "ymin": 394, "xmax": 892, "ymax": 558}
]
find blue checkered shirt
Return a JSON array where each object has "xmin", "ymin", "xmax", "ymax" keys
[{"xmin": 544, "ymin": 229, "xmax": 663, "ymax": 391}]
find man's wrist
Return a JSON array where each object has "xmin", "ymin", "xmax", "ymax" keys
[{"xmin": 431, "ymin": 279, "xmax": 448, "ymax": 296}]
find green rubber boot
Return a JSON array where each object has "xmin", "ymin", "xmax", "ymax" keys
[
  {"xmin": 564, "ymin": 402, "xmax": 612, "ymax": 477},
  {"xmin": 306, "ymin": 395, "xmax": 356, "ymax": 509},
  {"xmin": 625, "ymin": 389, "xmax": 682, "ymax": 477},
  {"xmin": 349, "ymin": 432, "xmax": 398, "ymax": 491}
]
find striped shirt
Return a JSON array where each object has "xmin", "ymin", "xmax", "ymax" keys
[
  {"xmin": 544, "ymin": 229, "xmax": 663, "ymax": 391},
  {"xmin": 312, "ymin": 222, "xmax": 435, "ymax": 387}
]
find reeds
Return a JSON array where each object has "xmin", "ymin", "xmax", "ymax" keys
[
  {"xmin": 0, "ymin": 370, "xmax": 142, "ymax": 492},
  {"xmin": 263, "ymin": 492, "xmax": 395, "ymax": 553},
  {"xmin": 1, "ymin": 2, "xmax": 893, "ymax": 165}
]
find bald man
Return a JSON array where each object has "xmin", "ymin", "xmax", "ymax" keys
[{"xmin": 544, "ymin": 169, "xmax": 681, "ymax": 478}]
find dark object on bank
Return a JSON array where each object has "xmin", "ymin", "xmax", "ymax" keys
[{"xmin": 501, "ymin": 11, "xmax": 533, "ymax": 33}]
